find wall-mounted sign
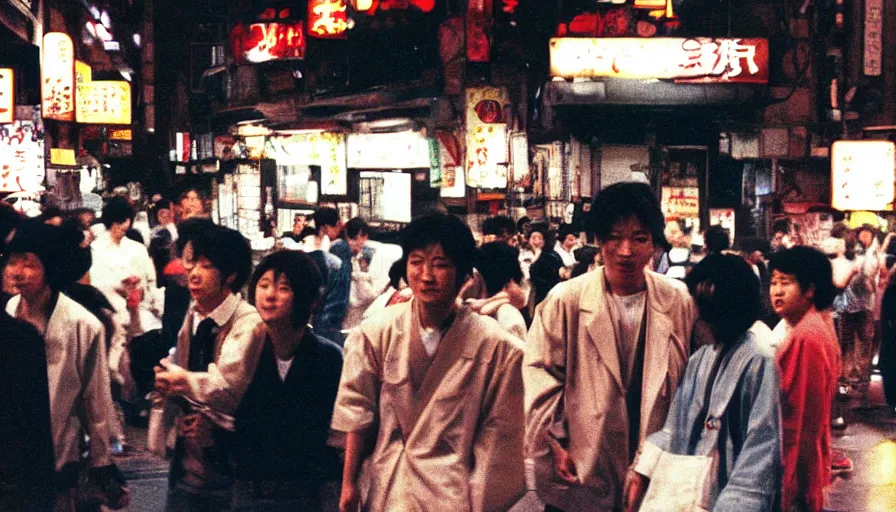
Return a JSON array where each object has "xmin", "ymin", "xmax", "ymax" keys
[
  {"xmin": 466, "ymin": 0, "xmax": 492, "ymax": 62},
  {"xmin": 550, "ymin": 37, "xmax": 769, "ymax": 83},
  {"xmin": 346, "ymin": 131, "xmax": 430, "ymax": 169},
  {"xmin": 103, "ymin": 40, "xmax": 121, "ymax": 51},
  {"xmin": 50, "ymin": 148, "xmax": 76, "ymax": 166},
  {"xmin": 319, "ymin": 132, "xmax": 347, "ymax": 195},
  {"xmin": 109, "ymin": 128, "xmax": 133, "ymax": 141},
  {"xmin": 0, "ymin": 69, "xmax": 13, "ymax": 124},
  {"xmin": 0, "ymin": 121, "xmax": 45, "ymax": 192},
  {"xmin": 466, "ymin": 86, "xmax": 508, "ymax": 126},
  {"xmin": 661, "ymin": 186, "xmax": 700, "ymax": 219},
  {"xmin": 466, "ymin": 125, "xmax": 508, "ymax": 189},
  {"xmin": 308, "ymin": 0, "xmax": 348, "ymax": 38},
  {"xmin": 42, "ymin": 32, "xmax": 75, "ymax": 121},
  {"xmin": 831, "ymin": 140, "xmax": 895, "ymax": 211},
  {"xmin": 230, "ymin": 21, "xmax": 306, "ymax": 64},
  {"xmin": 76, "ymin": 80, "xmax": 131, "ymax": 124},
  {"xmin": 864, "ymin": 0, "xmax": 883, "ymax": 76}
]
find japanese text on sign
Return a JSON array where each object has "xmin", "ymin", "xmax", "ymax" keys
[
  {"xmin": 0, "ymin": 121, "xmax": 45, "ymax": 193},
  {"xmin": 76, "ymin": 81, "xmax": 131, "ymax": 125},
  {"xmin": 864, "ymin": 0, "xmax": 883, "ymax": 76},
  {"xmin": 230, "ymin": 22, "xmax": 306, "ymax": 64},
  {"xmin": 550, "ymin": 37, "xmax": 769, "ymax": 83},
  {"xmin": 662, "ymin": 187, "xmax": 700, "ymax": 219},
  {"xmin": 0, "ymin": 69, "xmax": 13, "ymax": 124},
  {"xmin": 831, "ymin": 141, "xmax": 895, "ymax": 211},
  {"xmin": 308, "ymin": 0, "xmax": 348, "ymax": 38},
  {"xmin": 42, "ymin": 33, "xmax": 75, "ymax": 121}
]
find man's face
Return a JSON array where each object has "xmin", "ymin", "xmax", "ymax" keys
[
  {"xmin": 348, "ymin": 233, "xmax": 369, "ymax": 255},
  {"xmin": 185, "ymin": 252, "xmax": 232, "ymax": 311},
  {"xmin": 78, "ymin": 211, "xmax": 95, "ymax": 230},
  {"xmin": 109, "ymin": 218, "xmax": 132, "ymax": 242},
  {"xmin": 406, "ymin": 243, "xmax": 458, "ymax": 309},
  {"xmin": 600, "ymin": 216, "xmax": 654, "ymax": 294},
  {"xmin": 321, "ymin": 224, "xmax": 340, "ymax": 241},
  {"xmin": 157, "ymin": 207, "xmax": 173, "ymax": 226},
  {"xmin": 5, "ymin": 252, "xmax": 49, "ymax": 299},
  {"xmin": 529, "ymin": 231, "xmax": 545, "ymax": 251},
  {"xmin": 859, "ymin": 229, "xmax": 874, "ymax": 247},
  {"xmin": 771, "ymin": 232, "xmax": 786, "ymax": 250},
  {"xmin": 293, "ymin": 215, "xmax": 307, "ymax": 234},
  {"xmin": 181, "ymin": 191, "xmax": 202, "ymax": 218},
  {"xmin": 561, "ymin": 234, "xmax": 577, "ymax": 252},
  {"xmin": 770, "ymin": 269, "xmax": 814, "ymax": 324}
]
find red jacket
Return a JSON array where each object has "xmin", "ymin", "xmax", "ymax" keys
[{"xmin": 776, "ymin": 308, "xmax": 841, "ymax": 512}]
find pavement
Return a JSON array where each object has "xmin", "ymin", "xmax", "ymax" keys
[{"xmin": 114, "ymin": 377, "xmax": 896, "ymax": 512}]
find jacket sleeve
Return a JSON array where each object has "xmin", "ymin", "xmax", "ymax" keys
[
  {"xmin": 319, "ymin": 257, "xmax": 350, "ymax": 330},
  {"xmin": 330, "ymin": 327, "xmax": 383, "ymax": 433},
  {"xmin": 524, "ymin": 287, "xmax": 570, "ymax": 452},
  {"xmin": 714, "ymin": 353, "xmax": 781, "ymax": 512},
  {"xmin": 470, "ymin": 344, "xmax": 527, "ymax": 512},
  {"xmin": 78, "ymin": 320, "xmax": 115, "ymax": 468},
  {"xmin": 183, "ymin": 312, "xmax": 265, "ymax": 415}
]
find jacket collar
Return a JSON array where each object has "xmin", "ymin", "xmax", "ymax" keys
[{"xmin": 579, "ymin": 267, "xmax": 676, "ymax": 315}]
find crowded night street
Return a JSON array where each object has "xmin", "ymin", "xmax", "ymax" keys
[{"xmin": 4, "ymin": 0, "xmax": 896, "ymax": 511}]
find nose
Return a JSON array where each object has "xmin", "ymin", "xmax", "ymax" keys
[
  {"xmin": 617, "ymin": 238, "xmax": 633, "ymax": 256},
  {"xmin": 419, "ymin": 262, "xmax": 435, "ymax": 282}
]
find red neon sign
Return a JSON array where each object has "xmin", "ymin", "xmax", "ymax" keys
[
  {"xmin": 308, "ymin": 0, "xmax": 348, "ymax": 39},
  {"xmin": 230, "ymin": 21, "xmax": 306, "ymax": 64}
]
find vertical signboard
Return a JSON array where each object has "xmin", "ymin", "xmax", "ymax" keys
[
  {"xmin": 864, "ymin": 0, "xmax": 883, "ymax": 76},
  {"xmin": 466, "ymin": 0, "xmax": 492, "ymax": 62},
  {"xmin": 42, "ymin": 33, "xmax": 75, "ymax": 121},
  {"xmin": 465, "ymin": 87, "xmax": 509, "ymax": 189},
  {"xmin": 0, "ymin": 69, "xmax": 13, "ymax": 124},
  {"xmin": 308, "ymin": 0, "xmax": 348, "ymax": 38},
  {"xmin": 831, "ymin": 140, "xmax": 895, "ymax": 211}
]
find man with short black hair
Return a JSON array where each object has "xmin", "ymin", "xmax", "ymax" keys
[
  {"xmin": 525, "ymin": 182, "xmax": 697, "ymax": 511},
  {"xmin": 312, "ymin": 207, "xmax": 341, "ymax": 250},
  {"xmin": 154, "ymin": 225, "xmax": 264, "ymax": 511}
]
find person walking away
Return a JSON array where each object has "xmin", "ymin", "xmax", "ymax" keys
[
  {"xmin": 153, "ymin": 226, "xmax": 264, "ymax": 511},
  {"xmin": 769, "ymin": 247, "xmax": 841, "ymax": 512},
  {"xmin": 466, "ymin": 241, "xmax": 528, "ymax": 340},
  {"xmin": 232, "ymin": 250, "xmax": 343, "ymax": 510},
  {"xmin": 525, "ymin": 182, "xmax": 697, "ymax": 512},
  {"xmin": 624, "ymin": 254, "xmax": 781, "ymax": 512},
  {"xmin": 332, "ymin": 212, "xmax": 526, "ymax": 512}
]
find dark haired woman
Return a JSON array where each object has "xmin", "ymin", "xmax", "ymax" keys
[
  {"xmin": 232, "ymin": 250, "xmax": 343, "ymax": 510},
  {"xmin": 624, "ymin": 254, "xmax": 781, "ymax": 512}
]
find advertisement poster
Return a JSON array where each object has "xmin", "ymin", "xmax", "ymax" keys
[
  {"xmin": 42, "ymin": 32, "xmax": 75, "ymax": 121},
  {"xmin": 0, "ymin": 69, "xmax": 12, "ymax": 124},
  {"xmin": 76, "ymin": 81, "xmax": 132, "ymax": 125},
  {"xmin": 346, "ymin": 131, "xmax": 430, "ymax": 169},
  {"xmin": 0, "ymin": 121, "xmax": 45, "ymax": 192},
  {"xmin": 466, "ymin": 125, "xmax": 508, "ymax": 189},
  {"xmin": 319, "ymin": 132, "xmax": 347, "ymax": 196},
  {"xmin": 661, "ymin": 187, "xmax": 699, "ymax": 220},
  {"xmin": 831, "ymin": 140, "xmax": 895, "ymax": 211}
]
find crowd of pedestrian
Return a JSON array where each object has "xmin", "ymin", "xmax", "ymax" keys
[{"xmin": 3, "ymin": 181, "xmax": 893, "ymax": 512}]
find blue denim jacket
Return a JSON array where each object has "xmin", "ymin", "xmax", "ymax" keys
[
  {"xmin": 637, "ymin": 324, "xmax": 782, "ymax": 511},
  {"xmin": 313, "ymin": 250, "xmax": 350, "ymax": 345}
]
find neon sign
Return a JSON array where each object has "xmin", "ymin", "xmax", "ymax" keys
[
  {"xmin": 230, "ymin": 21, "xmax": 306, "ymax": 64},
  {"xmin": 308, "ymin": 0, "xmax": 348, "ymax": 39}
]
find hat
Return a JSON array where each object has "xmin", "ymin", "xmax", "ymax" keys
[{"xmin": 820, "ymin": 237, "xmax": 845, "ymax": 257}]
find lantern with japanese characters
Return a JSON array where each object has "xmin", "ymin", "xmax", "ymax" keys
[{"xmin": 308, "ymin": 0, "xmax": 348, "ymax": 38}]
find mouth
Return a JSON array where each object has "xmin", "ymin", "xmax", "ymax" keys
[{"xmin": 772, "ymin": 299, "xmax": 784, "ymax": 309}]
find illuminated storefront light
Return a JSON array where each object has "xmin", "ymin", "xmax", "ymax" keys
[{"xmin": 308, "ymin": 0, "xmax": 348, "ymax": 38}]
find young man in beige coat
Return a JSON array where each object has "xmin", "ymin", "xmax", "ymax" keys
[
  {"xmin": 525, "ymin": 182, "xmax": 697, "ymax": 512},
  {"xmin": 332, "ymin": 212, "xmax": 526, "ymax": 512}
]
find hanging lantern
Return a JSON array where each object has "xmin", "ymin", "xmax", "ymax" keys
[{"xmin": 308, "ymin": 0, "xmax": 348, "ymax": 38}]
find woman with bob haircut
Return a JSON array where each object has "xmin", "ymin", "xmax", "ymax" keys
[
  {"xmin": 231, "ymin": 250, "xmax": 343, "ymax": 510},
  {"xmin": 625, "ymin": 254, "xmax": 782, "ymax": 512},
  {"xmin": 332, "ymin": 212, "xmax": 526, "ymax": 512}
]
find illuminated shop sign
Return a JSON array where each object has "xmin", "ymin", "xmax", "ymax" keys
[
  {"xmin": 0, "ymin": 69, "xmax": 13, "ymax": 124},
  {"xmin": 42, "ymin": 32, "xmax": 75, "ymax": 121},
  {"xmin": 550, "ymin": 37, "xmax": 769, "ymax": 83},
  {"xmin": 76, "ymin": 80, "xmax": 132, "ymax": 125},
  {"xmin": 347, "ymin": 132, "xmax": 430, "ymax": 169},
  {"xmin": 662, "ymin": 187, "xmax": 700, "ymax": 219},
  {"xmin": 230, "ymin": 21, "xmax": 306, "ymax": 64},
  {"xmin": 831, "ymin": 140, "xmax": 895, "ymax": 211},
  {"xmin": 308, "ymin": 0, "xmax": 348, "ymax": 38},
  {"xmin": 0, "ymin": 121, "xmax": 45, "ymax": 193}
]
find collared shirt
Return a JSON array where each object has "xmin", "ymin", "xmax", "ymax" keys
[
  {"xmin": 90, "ymin": 231, "xmax": 163, "ymax": 335},
  {"xmin": 554, "ymin": 241, "xmax": 577, "ymax": 267},
  {"xmin": 191, "ymin": 293, "xmax": 242, "ymax": 335}
]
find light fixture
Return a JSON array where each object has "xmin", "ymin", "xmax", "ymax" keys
[
  {"xmin": 133, "ymin": 33, "xmax": 141, "ymax": 47},
  {"xmin": 100, "ymin": 10, "xmax": 111, "ymax": 29},
  {"xmin": 89, "ymin": 5, "xmax": 100, "ymax": 19},
  {"xmin": 119, "ymin": 70, "xmax": 132, "ymax": 81}
]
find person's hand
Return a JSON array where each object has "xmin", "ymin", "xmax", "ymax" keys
[
  {"xmin": 547, "ymin": 436, "xmax": 578, "ymax": 484},
  {"xmin": 623, "ymin": 469, "xmax": 649, "ymax": 512},
  {"xmin": 339, "ymin": 480, "xmax": 361, "ymax": 512},
  {"xmin": 154, "ymin": 366, "xmax": 190, "ymax": 397}
]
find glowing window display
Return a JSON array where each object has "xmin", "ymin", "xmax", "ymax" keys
[
  {"xmin": 831, "ymin": 140, "xmax": 895, "ymax": 211},
  {"xmin": 42, "ymin": 32, "xmax": 75, "ymax": 121}
]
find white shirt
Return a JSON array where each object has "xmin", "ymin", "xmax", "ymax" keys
[
  {"xmin": 554, "ymin": 241, "xmax": 577, "ymax": 267},
  {"xmin": 607, "ymin": 290, "xmax": 647, "ymax": 385},
  {"xmin": 191, "ymin": 293, "xmax": 242, "ymax": 335},
  {"xmin": 420, "ymin": 326, "xmax": 443, "ymax": 357},
  {"xmin": 276, "ymin": 357, "xmax": 294, "ymax": 381},
  {"xmin": 90, "ymin": 231, "xmax": 163, "ymax": 335}
]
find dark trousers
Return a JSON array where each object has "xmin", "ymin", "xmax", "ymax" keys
[{"xmin": 129, "ymin": 329, "xmax": 168, "ymax": 400}]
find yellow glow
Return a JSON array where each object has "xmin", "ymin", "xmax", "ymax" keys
[
  {"xmin": 0, "ymin": 68, "xmax": 13, "ymax": 124},
  {"xmin": 867, "ymin": 440, "xmax": 896, "ymax": 486},
  {"xmin": 353, "ymin": 0, "xmax": 373, "ymax": 10},
  {"xmin": 41, "ymin": 32, "xmax": 75, "ymax": 121}
]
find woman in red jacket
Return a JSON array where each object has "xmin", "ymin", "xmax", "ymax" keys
[{"xmin": 769, "ymin": 247, "xmax": 841, "ymax": 512}]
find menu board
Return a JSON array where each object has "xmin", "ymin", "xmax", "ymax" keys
[
  {"xmin": 76, "ymin": 81, "xmax": 132, "ymax": 125},
  {"xmin": 661, "ymin": 187, "xmax": 700, "ymax": 219}
]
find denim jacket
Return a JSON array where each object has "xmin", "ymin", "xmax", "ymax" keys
[{"xmin": 633, "ymin": 322, "xmax": 782, "ymax": 512}]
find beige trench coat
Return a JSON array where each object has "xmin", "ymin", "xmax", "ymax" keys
[
  {"xmin": 331, "ymin": 300, "xmax": 526, "ymax": 512},
  {"xmin": 524, "ymin": 269, "xmax": 697, "ymax": 511}
]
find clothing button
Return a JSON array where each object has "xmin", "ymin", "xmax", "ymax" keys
[{"xmin": 704, "ymin": 416, "xmax": 721, "ymax": 430}]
